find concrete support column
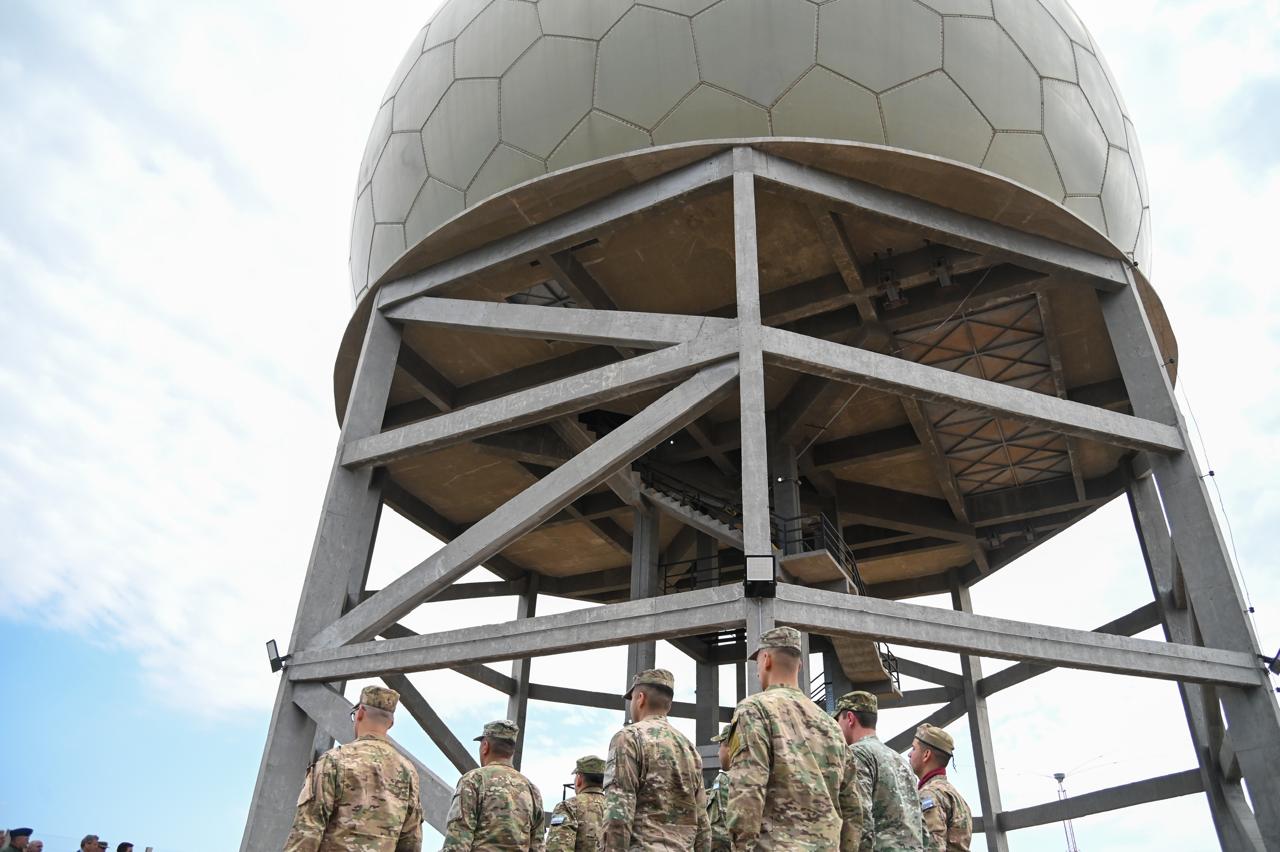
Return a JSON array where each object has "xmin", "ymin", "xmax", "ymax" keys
[
  {"xmin": 950, "ymin": 575, "xmax": 1009, "ymax": 852},
  {"xmin": 736, "ymin": 662, "xmax": 747, "ymax": 703},
  {"xmin": 240, "ymin": 309, "xmax": 400, "ymax": 852},
  {"xmin": 1101, "ymin": 273, "xmax": 1280, "ymax": 842},
  {"xmin": 626, "ymin": 504, "xmax": 661, "ymax": 713},
  {"xmin": 1127, "ymin": 469, "xmax": 1264, "ymax": 849},
  {"xmin": 823, "ymin": 648, "xmax": 853, "ymax": 713},
  {"xmin": 697, "ymin": 661, "xmax": 720, "ymax": 744},
  {"xmin": 733, "ymin": 149, "xmax": 775, "ymax": 691},
  {"xmin": 507, "ymin": 574, "xmax": 538, "ymax": 769}
]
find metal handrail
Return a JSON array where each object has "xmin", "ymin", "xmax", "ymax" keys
[
  {"xmin": 638, "ymin": 464, "xmax": 743, "ymax": 530},
  {"xmin": 639, "ymin": 466, "xmax": 866, "ymax": 594},
  {"xmin": 772, "ymin": 512, "xmax": 868, "ymax": 595}
]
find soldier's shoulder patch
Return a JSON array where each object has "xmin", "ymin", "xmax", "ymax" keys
[{"xmin": 921, "ymin": 796, "xmax": 935, "ymax": 811}]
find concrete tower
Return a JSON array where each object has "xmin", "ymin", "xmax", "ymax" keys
[{"xmin": 243, "ymin": 1, "xmax": 1280, "ymax": 849}]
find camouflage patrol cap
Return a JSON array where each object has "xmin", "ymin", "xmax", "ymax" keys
[
  {"xmin": 915, "ymin": 723, "xmax": 954, "ymax": 756},
  {"xmin": 359, "ymin": 685, "xmax": 400, "ymax": 713},
  {"xmin": 574, "ymin": 755, "xmax": 606, "ymax": 775},
  {"xmin": 747, "ymin": 626, "xmax": 802, "ymax": 660},
  {"xmin": 710, "ymin": 723, "xmax": 732, "ymax": 743},
  {"xmin": 474, "ymin": 719, "xmax": 520, "ymax": 743},
  {"xmin": 834, "ymin": 690, "xmax": 878, "ymax": 716},
  {"xmin": 623, "ymin": 668, "xmax": 675, "ymax": 699}
]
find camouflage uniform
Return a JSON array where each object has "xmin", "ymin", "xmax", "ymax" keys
[
  {"xmin": 442, "ymin": 720, "xmax": 545, "ymax": 851},
  {"xmin": 601, "ymin": 669, "xmax": 710, "ymax": 851},
  {"xmin": 706, "ymin": 770, "xmax": 731, "ymax": 852},
  {"xmin": 914, "ymin": 725, "xmax": 971, "ymax": 852},
  {"xmin": 284, "ymin": 686, "xmax": 423, "ymax": 852},
  {"xmin": 725, "ymin": 628, "xmax": 864, "ymax": 850},
  {"xmin": 545, "ymin": 756, "xmax": 606, "ymax": 852},
  {"xmin": 706, "ymin": 724, "xmax": 732, "ymax": 852},
  {"xmin": 836, "ymin": 692, "xmax": 923, "ymax": 852}
]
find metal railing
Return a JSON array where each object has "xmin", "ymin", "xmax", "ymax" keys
[
  {"xmin": 660, "ymin": 556, "xmax": 745, "ymax": 595},
  {"xmin": 772, "ymin": 512, "xmax": 868, "ymax": 595},
  {"xmin": 637, "ymin": 464, "xmax": 744, "ymax": 531}
]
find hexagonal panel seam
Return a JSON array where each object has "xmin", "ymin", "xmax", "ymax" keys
[
  {"xmin": 766, "ymin": 61, "xmax": 822, "ymax": 114},
  {"xmin": 382, "ymin": 26, "xmax": 431, "ymax": 107},
  {"xmin": 462, "ymin": 141, "xmax": 508, "ymax": 194},
  {"xmin": 357, "ymin": 134, "xmax": 393, "ymax": 200},
  {"xmin": 941, "ymin": 19, "xmax": 1043, "ymax": 131}
]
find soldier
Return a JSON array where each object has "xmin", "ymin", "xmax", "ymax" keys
[
  {"xmin": 443, "ymin": 720, "xmax": 545, "ymax": 851},
  {"xmin": 283, "ymin": 685, "xmax": 423, "ymax": 852},
  {"xmin": 601, "ymin": 669, "xmax": 710, "ymax": 851},
  {"xmin": 725, "ymin": 627, "xmax": 863, "ymax": 850},
  {"xmin": 834, "ymin": 691, "xmax": 922, "ymax": 851},
  {"xmin": 706, "ymin": 725, "xmax": 732, "ymax": 852},
  {"xmin": 0, "ymin": 828, "xmax": 32, "ymax": 852},
  {"xmin": 909, "ymin": 724, "xmax": 972, "ymax": 852},
  {"xmin": 545, "ymin": 755, "xmax": 606, "ymax": 852}
]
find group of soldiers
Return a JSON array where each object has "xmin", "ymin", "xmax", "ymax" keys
[{"xmin": 283, "ymin": 627, "xmax": 973, "ymax": 851}]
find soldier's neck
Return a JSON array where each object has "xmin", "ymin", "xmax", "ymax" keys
[
  {"xmin": 852, "ymin": 729, "xmax": 877, "ymax": 743},
  {"xmin": 481, "ymin": 756, "xmax": 515, "ymax": 768}
]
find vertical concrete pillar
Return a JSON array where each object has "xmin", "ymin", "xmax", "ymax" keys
[
  {"xmin": 626, "ymin": 504, "xmax": 661, "ymax": 718},
  {"xmin": 823, "ymin": 648, "xmax": 853, "ymax": 713},
  {"xmin": 697, "ymin": 661, "xmax": 720, "ymax": 744},
  {"xmin": 241, "ymin": 309, "xmax": 400, "ymax": 852},
  {"xmin": 733, "ymin": 148, "xmax": 775, "ymax": 692},
  {"xmin": 1101, "ymin": 273, "xmax": 1280, "ymax": 840},
  {"xmin": 507, "ymin": 574, "xmax": 538, "ymax": 769},
  {"xmin": 950, "ymin": 576, "xmax": 1009, "ymax": 852}
]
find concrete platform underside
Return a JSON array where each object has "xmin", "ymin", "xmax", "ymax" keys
[{"xmin": 242, "ymin": 142, "xmax": 1280, "ymax": 852}]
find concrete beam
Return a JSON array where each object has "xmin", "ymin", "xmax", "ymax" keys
[
  {"xmin": 771, "ymin": 584, "xmax": 1261, "ymax": 687},
  {"xmin": 977, "ymin": 602, "xmax": 1161, "ymax": 697},
  {"xmin": 834, "ymin": 479, "xmax": 974, "ymax": 542},
  {"xmin": 753, "ymin": 151, "xmax": 1128, "ymax": 290},
  {"xmin": 382, "ymin": 673, "xmax": 478, "ymax": 775},
  {"xmin": 378, "ymin": 151, "xmax": 734, "ymax": 307},
  {"xmin": 762, "ymin": 326, "xmax": 1183, "ymax": 454},
  {"xmin": 387, "ymin": 296, "xmax": 735, "ymax": 351},
  {"xmin": 994, "ymin": 770, "xmax": 1203, "ymax": 833},
  {"xmin": 287, "ymin": 584, "xmax": 747, "ymax": 681},
  {"xmin": 315, "ymin": 362, "xmax": 739, "ymax": 648},
  {"xmin": 810, "ymin": 425, "xmax": 920, "ymax": 471},
  {"xmin": 345, "ymin": 333, "xmax": 737, "ymax": 468},
  {"xmin": 396, "ymin": 344, "xmax": 456, "ymax": 413}
]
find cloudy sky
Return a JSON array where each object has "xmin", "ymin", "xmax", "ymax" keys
[{"xmin": 2, "ymin": 1, "xmax": 1278, "ymax": 850}]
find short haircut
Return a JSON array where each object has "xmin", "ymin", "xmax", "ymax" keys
[
  {"xmin": 581, "ymin": 772, "xmax": 604, "ymax": 787},
  {"xmin": 636, "ymin": 683, "xmax": 673, "ymax": 711},
  {"xmin": 117, "ymin": 845, "xmax": 134, "ymax": 852},
  {"xmin": 485, "ymin": 736, "xmax": 516, "ymax": 758},
  {"xmin": 80, "ymin": 837, "xmax": 98, "ymax": 851},
  {"xmin": 917, "ymin": 739, "xmax": 952, "ymax": 768},
  {"xmin": 362, "ymin": 704, "xmax": 393, "ymax": 725},
  {"xmin": 852, "ymin": 709, "xmax": 877, "ymax": 729},
  {"xmin": 763, "ymin": 646, "xmax": 802, "ymax": 668}
]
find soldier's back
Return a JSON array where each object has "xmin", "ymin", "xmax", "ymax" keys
[
  {"xmin": 295, "ymin": 734, "xmax": 421, "ymax": 852},
  {"xmin": 726, "ymin": 685, "xmax": 852, "ymax": 849},
  {"xmin": 546, "ymin": 788, "xmax": 605, "ymax": 852},
  {"xmin": 603, "ymin": 715, "xmax": 706, "ymax": 850},
  {"xmin": 444, "ymin": 763, "xmax": 544, "ymax": 851},
  {"xmin": 919, "ymin": 774, "xmax": 971, "ymax": 852},
  {"xmin": 851, "ymin": 735, "xmax": 922, "ymax": 851}
]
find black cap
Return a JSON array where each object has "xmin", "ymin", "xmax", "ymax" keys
[{"xmin": 10, "ymin": 829, "xmax": 33, "ymax": 838}]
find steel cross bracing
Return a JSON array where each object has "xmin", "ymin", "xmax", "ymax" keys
[{"xmin": 242, "ymin": 146, "xmax": 1280, "ymax": 852}]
